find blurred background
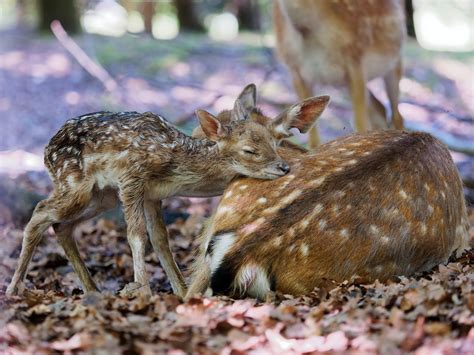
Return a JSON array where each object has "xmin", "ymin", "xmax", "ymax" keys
[{"xmin": 0, "ymin": 0, "xmax": 472, "ymax": 227}]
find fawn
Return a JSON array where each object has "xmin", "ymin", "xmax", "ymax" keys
[
  {"xmin": 6, "ymin": 84, "xmax": 330, "ymax": 298},
  {"xmin": 186, "ymin": 130, "xmax": 470, "ymax": 300},
  {"xmin": 273, "ymin": 0, "xmax": 406, "ymax": 147}
]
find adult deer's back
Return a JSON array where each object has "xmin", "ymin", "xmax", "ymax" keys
[
  {"xmin": 274, "ymin": 0, "xmax": 405, "ymax": 147},
  {"xmin": 187, "ymin": 130, "xmax": 470, "ymax": 300}
]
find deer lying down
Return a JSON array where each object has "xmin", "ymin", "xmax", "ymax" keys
[
  {"xmin": 6, "ymin": 84, "xmax": 330, "ymax": 298},
  {"xmin": 274, "ymin": 0, "xmax": 406, "ymax": 147},
  {"xmin": 187, "ymin": 130, "xmax": 470, "ymax": 300}
]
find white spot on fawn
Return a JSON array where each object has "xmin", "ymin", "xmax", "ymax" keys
[
  {"xmin": 299, "ymin": 218, "xmax": 310, "ymax": 229},
  {"xmin": 420, "ymin": 224, "xmax": 427, "ymax": 235},
  {"xmin": 347, "ymin": 159, "xmax": 358, "ymax": 165},
  {"xmin": 381, "ymin": 236, "xmax": 390, "ymax": 244},
  {"xmin": 312, "ymin": 203, "xmax": 323, "ymax": 216},
  {"xmin": 257, "ymin": 197, "xmax": 267, "ymax": 204},
  {"xmin": 369, "ymin": 225, "xmax": 379, "ymax": 235},
  {"xmin": 300, "ymin": 243, "xmax": 309, "ymax": 256},
  {"xmin": 239, "ymin": 185, "xmax": 248, "ymax": 191},
  {"xmin": 399, "ymin": 189, "xmax": 408, "ymax": 199},
  {"xmin": 339, "ymin": 229, "xmax": 349, "ymax": 238},
  {"xmin": 311, "ymin": 176, "xmax": 326, "ymax": 187},
  {"xmin": 272, "ymin": 236, "xmax": 282, "ymax": 247},
  {"xmin": 318, "ymin": 220, "xmax": 327, "ymax": 230},
  {"xmin": 224, "ymin": 191, "xmax": 233, "ymax": 199}
]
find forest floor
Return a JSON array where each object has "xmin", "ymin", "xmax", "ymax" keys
[{"xmin": 0, "ymin": 28, "xmax": 473, "ymax": 353}]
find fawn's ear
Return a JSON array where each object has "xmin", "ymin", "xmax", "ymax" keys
[
  {"xmin": 230, "ymin": 99, "xmax": 250, "ymax": 122},
  {"xmin": 273, "ymin": 95, "xmax": 330, "ymax": 138},
  {"xmin": 196, "ymin": 110, "xmax": 228, "ymax": 141},
  {"xmin": 231, "ymin": 84, "xmax": 257, "ymax": 122},
  {"xmin": 237, "ymin": 83, "xmax": 257, "ymax": 111}
]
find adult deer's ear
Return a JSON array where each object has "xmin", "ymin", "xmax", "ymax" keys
[
  {"xmin": 273, "ymin": 95, "xmax": 330, "ymax": 138},
  {"xmin": 196, "ymin": 110, "xmax": 229, "ymax": 141}
]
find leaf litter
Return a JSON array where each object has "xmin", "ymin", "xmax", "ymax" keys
[{"xmin": 0, "ymin": 204, "xmax": 472, "ymax": 354}]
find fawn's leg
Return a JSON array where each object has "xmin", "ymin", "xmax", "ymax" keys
[
  {"xmin": 53, "ymin": 188, "xmax": 119, "ymax": 293},
  {"xmin": 291, "ymin": 69, "xmax": 320, "ymax": 149},
  {"xmin": 368, "ymin": 89, "xmax": 389, "ymax": 129},
  {"xmin": 384, "ymin": 59, "xmax": 404, "ymax": 129},
  {"xmin": 6, "ymin": 199, "xmax": 56, "ymax": 295},
  {"xmin": 54, "ymin": 222, "xmax": 99, "ymax": 292},
  {"xmin": 144, "ymin": 199, "xmax": 186, "ymax": 298},
  {"xmin": 119, "ymin": 184, "xmax": 151, "ymax": 296},
  {"xmin": 347, "ymin": 63, "xmax": 369, "ymax": 132}
]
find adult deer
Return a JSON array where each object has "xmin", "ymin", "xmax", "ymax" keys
[
  {"xmin": 187, "ymin": 129, "xmax": 470, "ymax": 300},
  {"xmin": 273, "ymin": 0, "xmax": 406, "ymax": 147},
  {"xmin": 6, "ymin": 85, "xmax": 330, "ymax": 298}
]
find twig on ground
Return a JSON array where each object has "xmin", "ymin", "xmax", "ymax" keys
[{"xmin": 50, "ymin": 20, "xmax": 119, "ymax": 95}]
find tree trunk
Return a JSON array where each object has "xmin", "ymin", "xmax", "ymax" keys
[
  {"xmin": 405, "ymin": 0, "xmax": 416, "ymax": 39},
  {"xmin": 174, "ymin": 0, "xmax": 204, "ymax": 32},
  {"xmin": 38, "ymin": 0, "xmax": 80, "ymax": 34},
  {"xmin": 234, "ymin": 0, "xmax": 261, "ymax": 31},
  {"xmin": 141, "ymin": 1, "xmax": 154, "ymax": 34}
]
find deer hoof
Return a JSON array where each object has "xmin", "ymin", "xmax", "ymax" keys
[{"xmin": 6, "ymin": 282, "xmax": 25, "ymax": 297}]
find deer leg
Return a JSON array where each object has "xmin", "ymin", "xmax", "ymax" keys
[
  {"xmin": 185, "ymin": 262, "xmax": 211, "ymax": 301},
  {"xmin": 384, "ymin": 59, "xmax": 404, "ymax": 129},
  {"xmin": 368, "ymin": 89, "xmax": 389, "ymax": 129},
  {"xmin": 347, "ymin": 64, "xmax": 369, "ymax": 132},
  {"xmin": 119, "ymin": 185, "xmax": 151, "ymax": 297},
  {"xmin": 6, "ymin": 199, "xmax": 56, "ymax": 295},
  {"xmin": 291, "ymin": 69, "xmax": 321, "ymax": 149},
  {"xmin": 144, "ymin": 199, "xmax": 186, "ymax": 298},
  {"xmin": 54, "ymin": 222, "xmax": 99, "ymax": 292}
]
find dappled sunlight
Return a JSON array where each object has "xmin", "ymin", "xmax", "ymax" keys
[
  {"xmin": 432, "ymin": 58, "xmax": 474, "ymax": 113},
  {"xmin": 207, "ymin": 13, "xmax": 239, "ymax": 41},
  {"xmin": 64, "ymin": 91, "xmax": 81, "ymax": 105},
  {"xmin": 0, "ymin": 51, "xmax": 71, "ymax": 78},
  {"xmin": 82, "ymin": 0, "xmax": 128, "ymax": 37},
  {"xmin": 169, "ymin": 62, "xmax": 191, "ymax": 78},
  {"xmin": 123, "ymin": 77, "xmax": 168, "ymax": 108},
  {"xmin": 0, "ymin": 150, "xmax": 44, "ymax": 177},
  {"xmin": 414, "ymin": 0, "xmax": 474, "ymax": 52},
  {"xmin": 152, "ymin": 14, "xmax": 179, "ymax": 40}
]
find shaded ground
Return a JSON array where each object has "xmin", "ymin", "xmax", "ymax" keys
[{"xmin": 0, "ymin": 28, "xmax": 473, "ymax": 353}]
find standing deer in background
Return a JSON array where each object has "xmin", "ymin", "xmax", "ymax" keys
[
  {"xmin": 274, "ymin": 0, "xmax": 406, "ymax": 148},
  {"xmin": 187, "ymin": 130, "xmax": 470, "ymax": 300},
  {"xmin": 6, "ymin": 84, "xmax": 330, "ymax": 298}
]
